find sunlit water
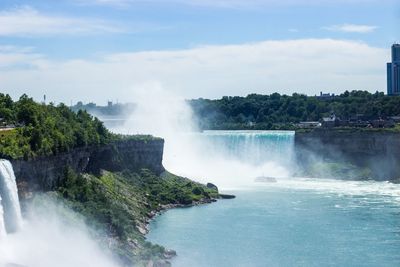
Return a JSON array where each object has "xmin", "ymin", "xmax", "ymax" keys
[
  {"xmin": 106, "ymin": 122, "xmax": 400, "ymax": 266},
  {"xmin": 147, "ymin": 178, "xmax": 400, "ymax": 267}
]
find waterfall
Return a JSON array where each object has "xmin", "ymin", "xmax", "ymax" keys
[
  {"xmin": 0, "ymin": 159, "xmax": 23, "ymax": 235},
  {"xmin": 0, "ymin": 198, "xmax": 6, "ymax": 237},
  {"xmin": 163, "ymin": 130, "xmax": 296, "ymax": 187},
  {"xmin": 200, "ymin": 130, "xmax": 295, "ymax": 166}
]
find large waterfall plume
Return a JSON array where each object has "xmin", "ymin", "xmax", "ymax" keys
[
  {"xmin": 111, "ymin": 86, "xmax": 296, "ymax": 188},
  {"xmin": 0, "ymin": 159, "xmax": 23, "ymax": 236},
  {"xmin": 162, "ymin": 130, "xmax": 296, "ymax": 187}
]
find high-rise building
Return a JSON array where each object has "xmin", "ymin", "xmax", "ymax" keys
[
  {"xmin": 392, "ymin": 43, "xmax": 400, "ymax": 62},
  {"xmin": 387, "ymin": 44, "xmax": 400, "ymax": 95}
]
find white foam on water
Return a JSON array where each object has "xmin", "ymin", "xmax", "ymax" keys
[{"xmin": 253, "ymin": 177, "xmax": 400, "ymax": 205}]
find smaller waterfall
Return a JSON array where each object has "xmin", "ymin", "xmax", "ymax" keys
[
  {"xmin": 0, "ymin": 197, "xmax": 6, "ymax": 237},
  {"xmin": 0, "ymin": 159, "xmax": 23, "ymax": 235}
]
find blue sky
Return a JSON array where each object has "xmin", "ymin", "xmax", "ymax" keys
[{"xmin": 0, "ymin": 0, "xmax": 399, "ymax": 103}]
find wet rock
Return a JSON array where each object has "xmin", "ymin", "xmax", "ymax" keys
[
  {"xmin": 219, "ymin": 194, "xmax": 236, "ymax": 199},
  {"xmin": 206, "ymin": 183, "xmax": 218, "ymax": 191},
  {"xmin": 164, "ymin": 249, "xmax": 177, "ymax": 259},
  {"xmin": 148, "ymin": 210, "xmax": 158, "ymax": 218},
  {"xmin": 137, "ymin": 224, "xmax": 148, "ymax": 235}
]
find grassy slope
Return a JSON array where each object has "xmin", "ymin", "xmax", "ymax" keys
[{"xmin": 55, "ymin": 168, "xmax": 218, "ymax": 266}]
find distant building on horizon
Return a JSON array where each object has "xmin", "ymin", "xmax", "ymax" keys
[
  {"xmin": 316, "ymin": 92, "xmax": 335, "ymax": 100},
  {"xmin": 387, "ymin": 44, "xmax": 400, "ymax": 95}
]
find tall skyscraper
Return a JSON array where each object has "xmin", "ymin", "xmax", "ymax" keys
[{"xmin": 387, "ymin": 44, "xmax": 400, "ymax": 95}]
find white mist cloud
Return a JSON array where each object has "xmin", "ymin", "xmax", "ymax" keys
[
  {"xmin": 0, "ymin": 195, "xmax": 120, "ymax": 267},
  {"xmin": 0, "ymin": 6, "xmax": 124, "ymax": 36},
  {"xmin": 323, "ymin": 24, "xmax": 378, "ymax": 33},
  {"xmin": 112, "ymin": 85, "xmax": 293, "ymax": 188},
  {"xmin": 0, "ymin": 39, "xmax": 388, "ymax": 102}
]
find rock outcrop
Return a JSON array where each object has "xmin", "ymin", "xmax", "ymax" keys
[
  {"xmin": 295, "ymin": 130, "xmax": 400, "ymax": 180},
  {"xmin": 11, "ymin": 139, "xmax": 165, "ymax": 197}
]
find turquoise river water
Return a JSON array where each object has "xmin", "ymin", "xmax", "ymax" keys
[
  {"xmin": 147, "ymin": 180, "xmax": 400, "ymax": 267},
  {"xmin": 147, "ymin": 131, "xmax": 400, "ymax": 267}
]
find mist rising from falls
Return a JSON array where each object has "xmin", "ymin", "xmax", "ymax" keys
[
  {"xmin": 0, "ymin": 160, "xmax": 119, "ymax": 267},
  {"xmin": 161, "ymin": 130, "xmax": 295, "ymax": 188},
  {"xmin": 0, "ymin": 159, "xmax": 23, "ymax": 236},
  {"xmin": 113, "ymin": 86, "xmax": 295, "ymax": 188}
]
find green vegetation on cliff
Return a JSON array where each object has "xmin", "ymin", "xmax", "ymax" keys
[
  {"xmin": 0, "ymin": 94, "xmax": 161, "ymax": 159},
  {"xmin": 0, "ymin": 94, "xmax": 112, "ymax": 159},
  {"xmin": 56, "ymin": 168, "xmax": 218, "ymax": 265},
  {"xmin": 190, "ymin": 90, "xmax": 400, "ymax": 130},
  {"xmin": 2, "ymin": 93, "xmax": 221, "ymax": 266}
]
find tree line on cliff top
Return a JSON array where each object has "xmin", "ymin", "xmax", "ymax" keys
[
  {"xmin": 2, "ymin": 90, "xmax": 400, "ymax": 158},
  {"xmin": 190, "ymin": 90, "xmax": 400, "ymax": 130},
  {"xmin": 0, "ymin": 93, "xmax": 111, "ymax": 159}
]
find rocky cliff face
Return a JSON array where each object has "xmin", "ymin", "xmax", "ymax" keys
[
  {"xmin": 11, "ymin": 139, "xmax": 165, "ymax": 198},
  {"xmin": 295, "ymin": 130, "xmax": 400, "ymax": 180}
]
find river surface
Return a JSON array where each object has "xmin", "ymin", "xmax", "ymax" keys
[
  {"xmin": 147, "ymin": 178, "xmax": 400, "ymax": 267},
  {"xmin": 140, "ymin": 130, "xmax": 400, "ymax": 266}
]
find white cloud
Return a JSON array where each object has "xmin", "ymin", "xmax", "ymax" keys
[
  {"xmin": 0, "ymin": 46, "xmax": 46, "ymax": 69},
  {"xmin": 0, "ymin": 39, "xmax": 388, "ymax": 103},
  {"xmin": 323, "ymin": 24, "xmax": 378, "ymax": 33},
  {"xmin": 0, "ymin": 6, "xmax": 124, "ymax": 36}
]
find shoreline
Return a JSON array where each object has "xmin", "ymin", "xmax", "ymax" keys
[
  {"xmin": 142, "ymin": 197, "xmax": 218, "ymax": 235},
  {"xmin": 142, "ymin": 195, "xmax": 234, "ymax": 266}
]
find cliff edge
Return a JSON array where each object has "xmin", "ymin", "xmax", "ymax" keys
[
  {"xmin": 9, "ymin": 137, "xmax": 219, "ymax": 266},
  {"xmin": 11, "ymin": 138, "xmax": 165, "ymax": 198},
  {"xmin": 295, "ymin": 129, "xmax": 400, "ymax": 180}
]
